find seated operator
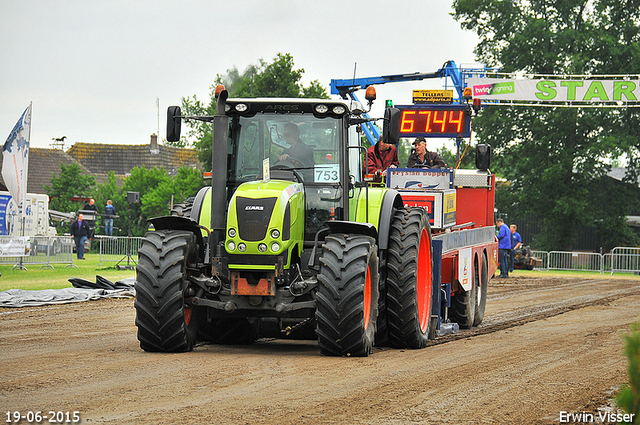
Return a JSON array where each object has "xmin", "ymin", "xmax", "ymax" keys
[
  {"xmin": 367, "ymin": 134, "xmax": 399, "ymax": 177},
  {"xmin": 407, "ymin": 137, "xmax": 447, "ymax": 168},
  {"xmin": 278, "ymin": 123, "xmax": 315, "ymax": 167}
]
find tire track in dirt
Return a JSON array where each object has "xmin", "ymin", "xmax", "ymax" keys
[{"xmin": 429, "ymin": 279, "xmax": 640, "ymax": 347}]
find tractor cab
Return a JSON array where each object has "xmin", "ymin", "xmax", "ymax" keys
[{"xmin": 222, "ymin": 98, "xmax": 364, "ymax": 246}]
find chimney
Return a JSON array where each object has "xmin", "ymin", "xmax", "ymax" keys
[{"xmin": 150, "ymin": 133, "xmax": 159, "ymax": 155}]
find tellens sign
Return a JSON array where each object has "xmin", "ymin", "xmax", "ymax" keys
[{"xmin": 467, "ymin": 77, "xmax": 640, "ymax": 104}]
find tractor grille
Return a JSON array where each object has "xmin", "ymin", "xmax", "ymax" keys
[{"xmin": 236, "ymin": 196, "xmax": 277, "ymax": 241}]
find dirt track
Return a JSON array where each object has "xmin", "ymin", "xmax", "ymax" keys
[{"xmin": 1, "ymin": 274, "xmax": 639, "ymax": 424}]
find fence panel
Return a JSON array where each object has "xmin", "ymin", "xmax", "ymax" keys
[
  {"xmin": 548, "ymin": 251, "xmax": 604, "ymax": 272},
  {"xmin": 0, "ymin": 236, "xmax": 74, "ymax": 269},
  {"xmin": 96, "ymin": 236, "xmax": 142, "ymax": 266},
  {"xmin": 610, "ymin": 247, "xmax": 640, "ymax": 275}
]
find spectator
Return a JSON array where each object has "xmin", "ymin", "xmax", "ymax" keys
[
  {"xmin": 70, "ymin": 213, "xmax": 91, "ymax": 260},
  {"xmin": 105, "ymin": 200, "xmax": 116, "ymax": 236},
  {"xmin": 509, "ymin": 224, "xmax": 522, "ymax": 273},
  {"xmin": 407, "ymin": 137, "xmax": 447, "ymax": 168},
  {"xmin": 496, "ymin": 218, "xmax": 510, "ymax": 278},
  {"xmin": 367, "ymin": 134, "xmax": 399, "ymax": 177}
]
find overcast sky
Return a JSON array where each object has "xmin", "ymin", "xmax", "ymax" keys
[{"xmin": 0, "ymin": 0, "xmax": 480, "ymax": 151}]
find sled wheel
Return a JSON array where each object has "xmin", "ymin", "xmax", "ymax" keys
[
  {"xmin": 473, "ymin": 253, "xmax": 489, "ymax": 326},
  {"xmin": 135, "ymin": 230, "xmax": 199, "ymax": 352},
  {"xmin": 450, "ymin": 255, "xmax": 478, "ymax": 330},
  {"xmin": 316, "ymin": 234, "xmax": 379, "ymax": 357},
  {"xmin": 387, "ymin": 207, "xmax": 435, "ymax": 349}
]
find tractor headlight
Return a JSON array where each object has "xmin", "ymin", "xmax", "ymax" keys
[
  {"xmin": 332, "ymin": 105, "xmax": 346, "ymax": 115},
  {"xmin": 227, "ymin": 241, "xmax": 236, "ymax": 251},
  {"xmin": 228, "ymin": 228, "xmax": 237, "ymax": 238},
  {"xmin": 235, "ymin": 103, "xmax": 248, "ymax": 112},
  {"xmin": 315, "ymin": 104, "xmax": 328, "ymax": 114},
  {"xmin": 271, "ymin": 242, "xmax": 280, "ymax": 252},
  {"xmin": 238, "ymin": 243, "xmax": 246, "ymax": 252},
  {"xmin": 271, "ymin": 229, "xmax": 280, "ymax": 239},
  {"xmin": 258, "ymin": 243, "xmax": 268, "ymax": 253}
]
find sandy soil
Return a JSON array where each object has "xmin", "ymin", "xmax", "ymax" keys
[{"xmin": 1, "ymin": 273, "xmax": 639, "ymax": 424}]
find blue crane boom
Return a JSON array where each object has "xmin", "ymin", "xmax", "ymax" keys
[{"xmin": 330, "ymin": 60, "xmax": 476, "ymax": 144}]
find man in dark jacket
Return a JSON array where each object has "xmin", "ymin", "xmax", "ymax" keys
[
  {"xmin": 407, "ymin": 137, "xmax": 447, "ymax": 168},
  {"xmin": 70, "ymin": 213, "xmax": 91, "ymax": 259},
  {"xmin": 366, "ymin": 135, "xmax": 399, "ymax": 177}
]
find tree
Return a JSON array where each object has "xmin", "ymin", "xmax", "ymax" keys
[
  {"xmin": 181, "ymin": 53, "xmax": 329, "ymax": 170},
  {"xmin": 44, "ymin": 163, "xmax": 95, "ymax": 233},
  {"xmin": 453, "ymin": 0, "xmax": 640, "ymax": 250},
  {"xmin": 120, "ymin": 166, "xmax": 205, "ymax": 237}
]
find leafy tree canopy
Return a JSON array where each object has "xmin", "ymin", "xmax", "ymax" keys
[
  {"xmin": 44, "ymin": 163, "xmax": 95, "ymax": 233},
  {"xmin": 453, "ymin": 0, "xmax": 640, "ymax": 250},
  {"xmin": 181, "ymin": 53, "xmax": 329, "ymax": 169}
]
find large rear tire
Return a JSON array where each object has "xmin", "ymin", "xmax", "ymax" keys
[
  {"xmin": 386, "ymin": 207, "xmax": 435, "ymax": 349},
  {"xmin": 316, "ymin": 234, "xmax": 379, "ymax": 357},
  {"xmin": 135, "ymin": 230, "xmax": 198, "ymax": 352},
  {"xmin": 170, "ymin": 197, "xmax": 195, "ymax": 218},
  {"xmin": 473, "ymin": 253, "xmax": 489, "ymax": 326}
]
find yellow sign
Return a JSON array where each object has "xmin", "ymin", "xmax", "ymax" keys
[{"xmin": 413, "ymin": 89, "xmax": 454, "ymax": 104}]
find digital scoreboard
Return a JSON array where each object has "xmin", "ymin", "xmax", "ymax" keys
[{"xmin": 397, "ymin": 105, "xmax": 472, "ymax": 138}]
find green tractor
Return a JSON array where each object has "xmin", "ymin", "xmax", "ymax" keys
[{"xmin": 134, "ymin": 88, "xmax": 437, "ymax": 356}]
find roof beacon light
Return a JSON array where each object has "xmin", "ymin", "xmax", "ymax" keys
[
  {"xmin": 215, "ymin": 84, "xmax": 226, "ymax": 98},
  {"xmin": 365, "ymin": 86, "xmax": 377, "ymax": 103},
  {"xmin": 473, "ymin": 98, "xmax": 482, "ymax": 115},
  {"xmin": 463, "ymin": 87, "xmax": 473, "ymax": 101}
]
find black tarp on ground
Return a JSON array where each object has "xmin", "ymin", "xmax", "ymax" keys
[{"xmin": 0, "ymin": 276, "xmax": 136, "ymax": 308}]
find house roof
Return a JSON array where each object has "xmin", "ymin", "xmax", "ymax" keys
[
  {"xmin": 0, "ymin": 147, "xmax": 88, "ymax": 194},
  {"xmin": 0, "ymin": 142, "xmax": 199, "ymax": 196},
  {"xmin": 66, "ymin": 142, "xmax": 199, "ymax": 176}
]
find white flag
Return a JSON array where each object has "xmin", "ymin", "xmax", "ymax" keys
[{"xmin": 2, "ymin": 104, "xmax": 31, "ymax": 209}]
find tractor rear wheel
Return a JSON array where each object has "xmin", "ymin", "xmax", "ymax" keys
[
  {"xmin": 386, "ymin": 207, "xmax": 435, "ymax": 349},
  {"xmin": 170, "ymin": 197, "xmax": 195, "ymax": 218},
  {"xmin": 316, "ymin": 234, "xmax": 379, "ymax": 357},
  {"xmin": 135, "ymin": 230, "xmax": 199, "ymax": 352},
  {"xmin": 473, "ymin": 253, "xmax": 489, "ymax": 326}
]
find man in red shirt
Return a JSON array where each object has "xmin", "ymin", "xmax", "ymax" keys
[{"xmin": 366, "ymin": 135, "xmax": 399, "ymax": 177}]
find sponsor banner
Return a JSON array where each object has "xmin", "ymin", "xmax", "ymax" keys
[
  {"xmin": 0, "ymin": 236, "xmax": 29, "ymax": 257},
  {"xmin": 413, "ymin": 89, "xmax": 454, "ymax": 104},
  {"xmin": 468, "ymin": 77, "xmax": 640, "ymax": 103}
]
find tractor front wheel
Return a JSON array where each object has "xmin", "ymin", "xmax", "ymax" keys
[
  {"xmin": 135, "ymin": 230, "xmax": 199, "ymax": 352},
  {"xmin": 316, "ymin": 234, "xmax": 379, "ymax": 357}
]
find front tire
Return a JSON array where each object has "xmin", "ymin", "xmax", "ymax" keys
[
  {"xmin": 386, "ymin": 207, "xmax": 435, "ymax": 349},
  {"xmin": 316, "ymin": 234, "xmax": 379, "ymax": 357},
  {"xmin": 135, "ymin": 230, "xmax": 198, "ymax": 352}
]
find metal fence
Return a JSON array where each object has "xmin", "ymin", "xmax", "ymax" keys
[
  {"xmin": 95, "ymin": 236, "xmax": 143, "ymax": 267},
  {"xmin": 529, "ymin": 247, "xmax": 640, "ymax": 275},
  {"xmin": 0, "ymin": 236, "xmax": 75, "ymax": 269}
]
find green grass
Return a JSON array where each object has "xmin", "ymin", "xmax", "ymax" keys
[{"xmin": 0, "ymin": 254, "xmax": 136, "ymax": 291}]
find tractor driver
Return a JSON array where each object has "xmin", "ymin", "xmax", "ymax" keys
[
  {"xmin": 407, "ymin": 137, "xmax": 447, "ymax": 169},
  {"xmin": 279, "ymin": 123, "xmax": 315, "ymax": 167}
]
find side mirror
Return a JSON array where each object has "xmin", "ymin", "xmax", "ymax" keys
[
  {"xmin": 476, "ymin": 144, "xmax": 491, "ymax": 170},
  {"xmin": 382, "ymin": 107, "xmax": 400, "ymax": 146},
  {"xmin": 166, "ymin": 106, "xmax": 182, "ymax": 142}
]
